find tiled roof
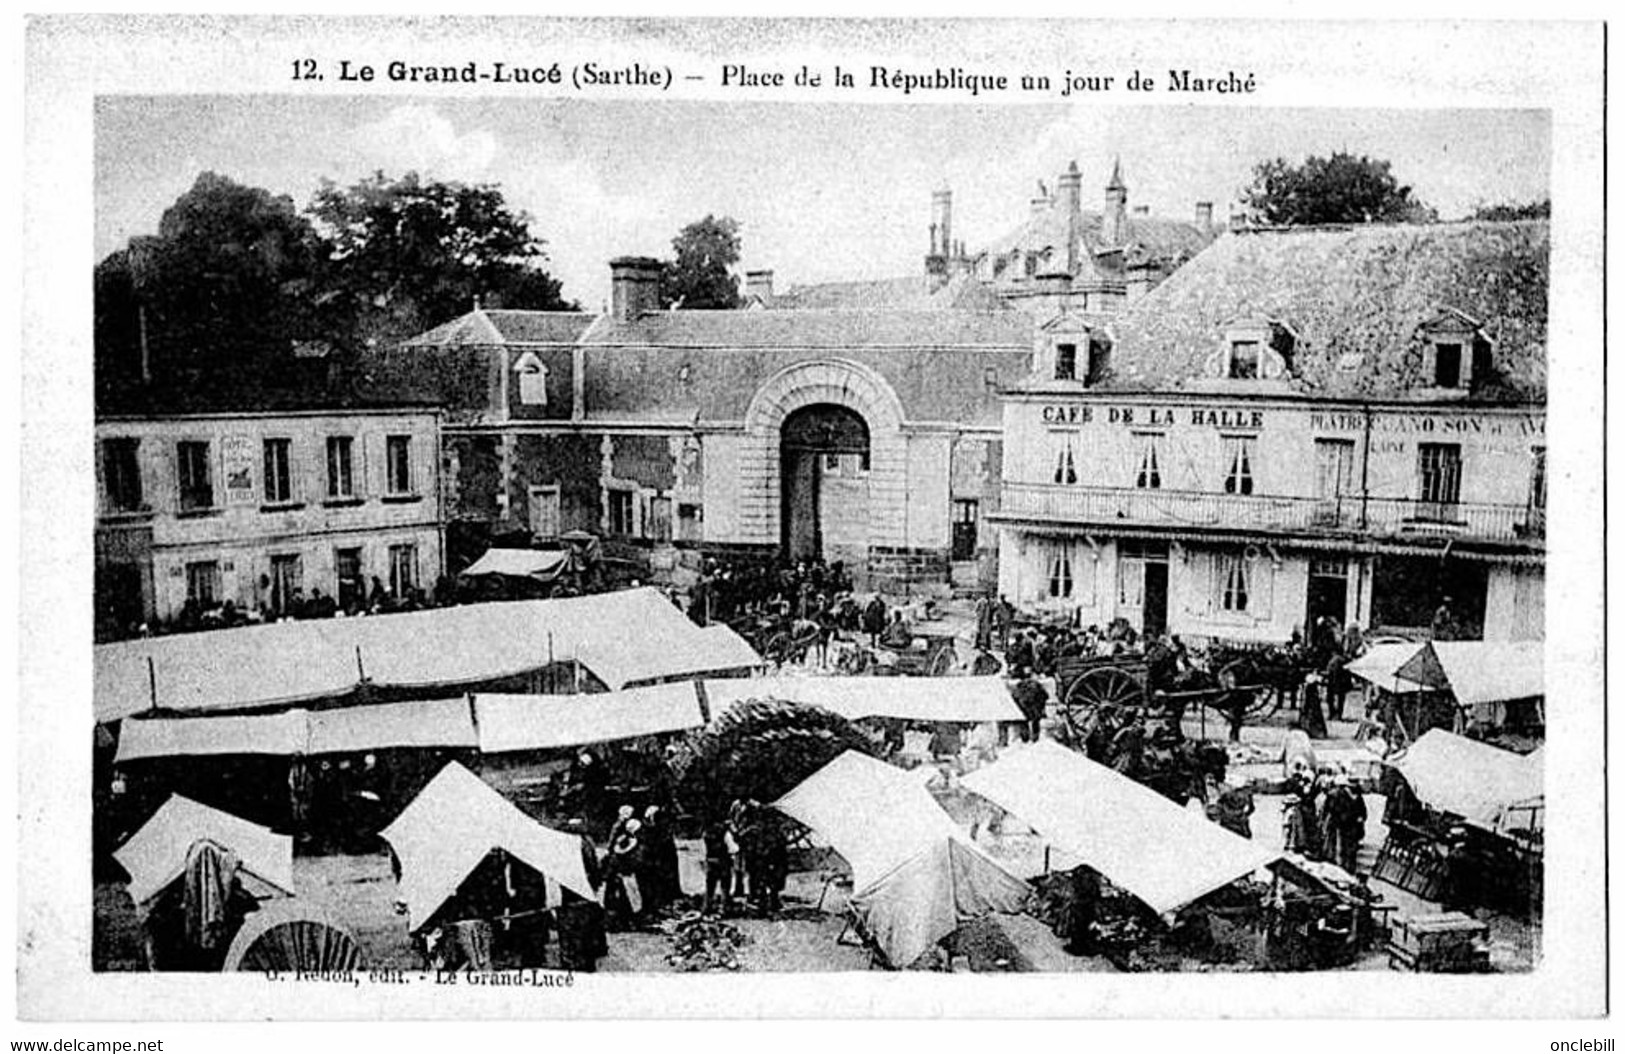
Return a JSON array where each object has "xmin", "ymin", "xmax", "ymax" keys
[
  {"xmin": 767, "ymin": 274, "xmax": 1012, "ymax": 313},
  {"xmin": 583, "ymin": 308, "xmax": 1031, "ymax": 349},
  {"xmin": 1104, "ymin": 221, "xmax": 1548, "ymax": 401},
  {"xmin": 402, "ymin": 308, "xmax": 594, "ymax": 346}
]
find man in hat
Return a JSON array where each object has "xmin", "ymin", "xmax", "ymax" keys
[{"xmin": 1010, "ymin": 671, "xmax": 1049, "ymax": 743}]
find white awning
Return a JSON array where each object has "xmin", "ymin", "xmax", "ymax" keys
[
  {"xmin": 474, "ymin": 682, "xmax": 705, "ymax": 754},
  {"xmin": 380, "ymin": 762, "xmax": 595, "ymax": 931},
  {"xmin": 1393, "ymin": 729, "xmax": 1544, "ymax": 825},
  {"xmin": 306, "ymin": 698, "xmax": 478, "ymax": 755},
  {"xmin": 116, "ymin": 710, "xmax": 309, "ymax": 764},
  {"xmin": 460, "ymin": 548, "xmax": 569, "ymax": 580},
  {"xmin": 705, "ymin": 675, "xmax": 1023, "ymax": 724},
  {"xmin": 114, "ymin": 795, "xmax": 295, "ymax": 906},
  {"xmin": 1403, "ymin": 641, "xmax": 1546, "ymax": 707},
  {"xmin": 95, "ymin": 588, "xmax": 762, "ymax": 722},
  {"xmin": 1345, "ymin": 642, "xmax": 1429, "ymax": 694},
  {"xmin": 959, "ymin": 741, "xmax": 1279, "ymax": 916}
]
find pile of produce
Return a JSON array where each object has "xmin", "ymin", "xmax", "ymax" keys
[
  {"xmin": 671, "ymin": 698, "xmax": 877, "ymax": 821},
  {"xmin": 663, "ymin": 913, "xmax": 751, "ymax": 972}
]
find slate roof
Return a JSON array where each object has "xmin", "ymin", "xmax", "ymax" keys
[
  {"xmin": 402, "ymin": 308, "xmax": 594, "ymax": 347},
  {"xmin": 582, "ymin": 308, "xmax": 1030, "ymax": 349},
  {"xmin": 769, "ymin": 273, "xmax": 1011, "ymax": 313},
  {"xmin": 978, "ymin": 207, "xmax": 1211, "ymax": 280},
  {"xmin": 1102, "ymin": 220, "xmax": 1548, "ymax": 402}
]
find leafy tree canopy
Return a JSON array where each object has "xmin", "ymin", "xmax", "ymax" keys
[
  {"xmin": 309, "ymin": 170, "xmax": 574, "ymax": 345},
  {"xmin": 659, "ymin": 214, "xmax": 742, "ymax": 310},
  {"xmin": 1241, "ymin": 152, "xmax": 1436, "ymax": 226},
  {"xmin": 1467, "ymin": 199, "xmax": 1551, "ymax": 222}
]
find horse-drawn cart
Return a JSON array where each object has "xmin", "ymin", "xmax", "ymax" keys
[{"xmin": 1055, "ymin": 646, "xmax": 1296, "ymax": 740}]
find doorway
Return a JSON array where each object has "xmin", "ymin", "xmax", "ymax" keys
[
  {"xmin": 780, "ymin": 404, "xmax": 871, "ymax": 564},
  {"xmin": 1306, "ymin": 557, "xmax": 1350, "ymax": 631}
]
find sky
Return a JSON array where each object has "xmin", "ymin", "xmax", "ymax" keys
[{"xmin": 95, "ymin": 97, "xmax": 1551, "ymax": 311}]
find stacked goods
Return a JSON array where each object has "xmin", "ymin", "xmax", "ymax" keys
[
  {"xmin": 671, "ymin": 698, "xmax": 877, "ymax": 821},
  {"xmin": 1387, "ymin": 912, "xmax": 1491, "ymax": 973},
  {"xmin": 663, "ymin": 914, "xmax": 751, "ymax": 971}
]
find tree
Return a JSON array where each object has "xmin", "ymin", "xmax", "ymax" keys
[
  {"xmin": 1467, "ymin": 199, "xmax": 1550, "ymax": 222},
  {"xmin": 94, "ymin": 172, "xmax": 328, "ymax": 401},
  {"xmin": 1240, "ymin": 152, "xmax": 1436, "ymax": 226},
  {"xmin": 659, "ymin": 214, "xmax": 742, "ymax": 309},
  {"xmin": 308, "ymin": 171, "xmax": 574, "ymax": 346}
]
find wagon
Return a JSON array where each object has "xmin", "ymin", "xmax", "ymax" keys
[
  {"xmin": 1054, "ymin": 649, "xmax": 1283, "ymax": 735},
  {"xmin": 834, "ymin": 632, "xmax": 960, "ymax": 678}
]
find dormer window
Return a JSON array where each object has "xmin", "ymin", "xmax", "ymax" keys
[
  {"xmin": 513, "ymin": 351, "xmax": 549, "ymax": 406},
  {"xmin": 1227, "ymin": 341, "xmax": 1260, "ymax": 380},
  {"xmin": 1085, "ymin": 336, "xmax": 1112, "ymax": 386},
  {"xmin": 1420, "ymin": 308, "xmax": 1490, "ymax": 391}
]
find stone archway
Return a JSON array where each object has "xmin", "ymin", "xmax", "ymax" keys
[{"xmin": 737, "ymin": 359, "xmax": 909, "ymax": 558}]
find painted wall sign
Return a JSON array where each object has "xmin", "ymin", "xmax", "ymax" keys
[
  {"xmin": 1040, "ymin": 404, "xmax": 1264, "ymax": 429},
  {"xmin": 221, "ymin": 435, "xmax": 257, "ymax": 505}
]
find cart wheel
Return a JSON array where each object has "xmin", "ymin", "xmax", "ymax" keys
[
  {"xmin": 1211, "ymin": 656, "xmax": 1276, "ymax": 720},
  {"xmin": 1064, "ymin": 666, "xmax": 1144, "ymax": 726},
  {"xmin": 926, "ymin": 643, "xmax": 957, "ymax": 677},
  {"xmin": 763, "ymin": 632, "xmax": 791, "ymax": 665}
]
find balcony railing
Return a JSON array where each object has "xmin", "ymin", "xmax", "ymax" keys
[{"xmin": 998, "ymin": 482, "xmax": 1544, "ymax": 545}]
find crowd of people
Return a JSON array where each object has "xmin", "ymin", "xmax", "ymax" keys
[{"xmin": 1282, "ymin": 765, "xmax": 1370, "ymax": 874}]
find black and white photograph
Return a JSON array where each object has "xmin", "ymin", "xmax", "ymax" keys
[{"xmin": 17, "ymin": 13, "xmax": 1606, "ymax": 1030}]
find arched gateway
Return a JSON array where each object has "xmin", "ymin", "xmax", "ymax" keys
[{"xmin": 738, "ymin": 359, "xmax": 909, "ymax": 575}]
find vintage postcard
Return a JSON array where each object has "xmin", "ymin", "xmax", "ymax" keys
[{"xmin": 16, "ymin": 13, "xmax": 1606, "ymax": 1029}]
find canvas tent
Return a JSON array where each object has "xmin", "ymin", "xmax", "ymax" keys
[
  {"xmin": 1395, "ymin": 641, "xmax": 1545, "ymax": 726},
  {"xmin": 115, "ymin": 699, "xmax": 480, "ymax": 764},
  {"xmin": 474, "ymin": 682, "xmax": 706, "ymax": 754},
  {"xmin": 1345, "ymin": 642, "xmax": 1430, "ymax": 694},
  {"xmin": 114, "ymin": 795, "xmax": 295, "ymax": 906},
  {"xmin": 705, "ymin": 675, "xmax": 1023, "ymax": 724},
  {"xmin": 1392, "ymin": 729, "xmax": 1544, "ymax": 828},
  {"xmin": 773, "ymin": 751, "xmax": 1029, "ymax": 967},
  {"xmin": 959, "ymin": 741, "xmax": 1279, "ymax": 916},
  {"xmin": 95, "ymin": 588, "xmax": 761, "ymax": 722},
  {"xmin": 380, "ymin": 762, "xmax": 595, "ymax": 931},
  {"xmin": 459, "ymin": 548, "xmax": 570, "ymax": 582}
]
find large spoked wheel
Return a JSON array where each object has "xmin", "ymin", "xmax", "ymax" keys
[
  {"xmin": 1063, "ymin": 666, "xmax": 1145, "ymax": 729},
  {"xmin": 762, "ymin": 632, "xmax": 792, "ymax": 666},
  {"xmin": 1207, "ymin": 657, "xmax": 1279, "ymax": 721},
  {"xmin": 926, "ymin": 641, "xmax": 958, "ymax": 677}
]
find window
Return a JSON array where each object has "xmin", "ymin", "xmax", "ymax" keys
[
  {"xmin": 1315, "ymin": 439, "xmax": 1356, "ymax": 501},
  {"xmin": 326, "ymin": 436, "xmax": 356, "ymax": 499},
  {"xmin": 1133, "ymin": 433, "xmax": 1163, "ymax": 489},
  {"xmin": 103, "ymin": 438, "xmax": 143, "ymax": 512},
  {"xmin": 528, "ymin": 485, "xmax": 561, "ymax": 538},
  {"xmin": 1047, "ymin": 547, "xmax": 1074, "ymax": 598},
  {"xmin": 1085, "ymin": 338, "xmax": 1111, "ymax": 386},
  {"xmin": 608, "ymin": 489, "xmax": 636, "ymax": 536},
  {"xmin": 263, "ymin": 438, "xmax": 293, "ymax": 504},
  {"xmin": 386, "ymin": 435, "xmax": 413, "ymax": 495},
  {"xmin": 1218, "ymin": 554, "xmax": 1250, "ymax": 612},
  {"xmin": 1117, "ymin": 551, "xmax": 1145, "ymax": 608},
  {"xmin": 388, "ymin": 544, "xmax": 418, "ymax": 597},
  {"xmin": 1416, "ymin": 443, "xmax": 1462, "ymax": 516},
  {"xmin": 1054, "ymin": 343, "xmax": 1077, "ymax": 381},
  {"xmin": 951, "ymin": 499, "xmax": 979, "ymax": 562},
  {"xmin": 1434, "ymin": 343, "xmax": 1463, "ymax": 387},
  {"xmin": 1227, "ymin": 341, "xmax": 1260, "ymax": 380},
  {"xmin": 677, "ymin": 503, "xmax": 702, "ymax": 542},
  {"xmin": 176, "ymin": 441, "xmax": 213, "ymax": 511},
  {"xmin": 1052, "ymin": 434, "xmax": 1078, "ymax": 485},
  {"xmin": 269, "ymin": 554, "xmax": 302, "ymax": 615},
  {"xmin": 334, "ymin": 547, "xmax": 363, "ymax": 610},
  {"xmin": 1221, "ymin": 436, "xmax": 1256, "ymax": 495},
  {"xmin": 185, "ymin": 561, "xmax": 220, "ymax": 607},
  {"xmin": 1529, "ymin": 447, "xmax": 1547, "ymax": 511},
  {"xmin": 517, "ymin": 361, "xmax": 549, "ymax": 405}
]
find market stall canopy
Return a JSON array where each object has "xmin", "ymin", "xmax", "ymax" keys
[
  {"xmin": 1396, "ymin": 641, "xmax": 1545, "ymax": 707},
  {"xmin": 959, "ymin": 740, "xmax": 1279, "ymax": 916},
  {"xmin": 380, "ymin": 762, "xmax": 595, "ymax": 932},
  {"xmin": 114, "ymin": 795, "xmax": 295, "ymax": 906},
  {"xmin": 473, "ymin": 682, "xmax": 706, "ymax": 754},
  {"xmin": 1393, "ymin": 729, "xmax": 1544, "ymax": 825},
  {"xmin": 460, "ymin": 548, "xmax": 570, "ymax": 581},
  {"xmin": 1345, "ymin": 642, "xmax": 1429, "ymax": 694},
  {"xmin": 704, "ymin": 675, "xmax": 1023, "ymax": 724},
  {"xmin": 116, "ymin": 699, "xmax": 479, "ymax": 764},
  {"xmin": 95, "ymin": 588, "xmax": 762, "ymax": 722},
  {"xmin": 773, "ymin": 751, "xmax": 1029, "ymax": 967}
]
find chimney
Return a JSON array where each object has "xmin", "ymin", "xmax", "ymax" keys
[
  {"xmin": 745, "ymin": 269, "xmax": 774, "ymax": 304},
  {"xmin": 1058, "ymin": 161, "xmax": 1083, "ymax": 274},
  {"xmin": 1195, "ymin": 201, "xmax": 1214, "ymax": 231},
  {"xmin": 609, "ymin": 256, "xmax": 663, "ymax": 322},
  {"xmin": 1103, "ymin": 157, "xmax": 1128, "ymax": 247},
  {"xmin": 1030, "ymin": 180, "xmax": 1051, "ymax": 217},
  {"xmin": 931, "ymin": 186, "xmax": 953, "ymax": 258}
]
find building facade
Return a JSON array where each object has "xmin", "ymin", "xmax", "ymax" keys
[
  {"xmin": 94, "ymin": 408, "xmax": 444, "ymax": 639},
  {"xmin": 383, "ymin": 259, "xmax": 1034, "ymax": 594},
  {"xmin": 992, "ymin": 220, "xmax": 1547, "ymax": 644}
]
